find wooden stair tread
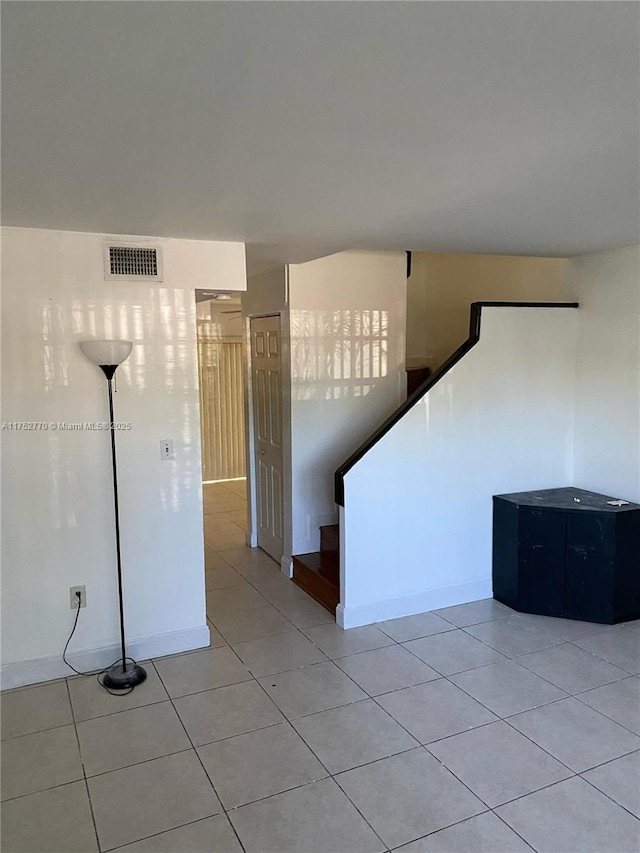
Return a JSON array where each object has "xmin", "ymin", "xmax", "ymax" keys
[
  {"xmin": 292, "ymin": 552, "xmax": 339, "ymax": 615},
  {"xmin": 293, "ymin": 523, "xmax": 340, "ymax": 616},
  {"xmin": 319, "ymin": 524, "xmax": 339, "ymax": 557},
  {"xmin": 294, "ymin": 551, "xmax": 338, "ymax": 583}
]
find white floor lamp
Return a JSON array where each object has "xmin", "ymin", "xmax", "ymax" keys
[{"xmin": 80, "ymin": 339, "xmax": 147, "ymax": 689}]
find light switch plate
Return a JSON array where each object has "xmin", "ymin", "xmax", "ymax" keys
[{"xmin": 160, "ymin": 439, "xmax": 174, "ymax": 460}]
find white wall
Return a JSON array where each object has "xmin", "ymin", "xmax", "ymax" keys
[
  {"xmin": 1, "ymin": 227, "xmax": 246, "ymax": 688},
  {"xmin": 407, "ymin": 253, "xmax": 569, "ymax": 371},
  {"xmin": 242, "ymin": 266, "xmax": 288, "ymax": 319},
  {"xmin": 288, "ymin": 251, "xmax": 406, "ymax": 554},
  {"xmin": 570, "ymin": 246, "xmax": 640, "ymax": 502},
  {"xmin": 340, "ymin": 306, "xmax": 577, "ymax": 628}
]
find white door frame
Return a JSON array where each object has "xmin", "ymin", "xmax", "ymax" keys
[{"xmin": 244, "ymin": 311, "xmax": 294, "ymax": 578}]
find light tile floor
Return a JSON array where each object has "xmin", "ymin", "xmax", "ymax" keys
[{"xmin": 2, "ymin": 482, "xmax": 639, "ymax": 851}]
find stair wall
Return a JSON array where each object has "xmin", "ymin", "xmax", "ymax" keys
[{"xmin": 338, "ymin": 306, "xmax": 578, "ymax": 628}]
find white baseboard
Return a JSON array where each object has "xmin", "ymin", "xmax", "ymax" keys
[
  {"xmin": 280, "ymin": 556, "xmax": 293, "ymax": 578},
  {"xmin": 246, "ymin": 530, "xmax": 258, "ymax": 548},
  {"xmin": 336, "ymin": 579, "xmax": 493, "ymax": 629},
  {"xmin": 1, "ymin": 624, "xmax": 210, "ymax": 691}
]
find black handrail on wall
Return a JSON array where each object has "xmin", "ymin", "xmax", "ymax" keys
[{"xmin": 334, "ymin": 301, "xmax": 579, "ymax": 506}]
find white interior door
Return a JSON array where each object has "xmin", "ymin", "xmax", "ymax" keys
[{"xmin": 250, "ymin": 315, "xmax": 284, "ymax": 562}]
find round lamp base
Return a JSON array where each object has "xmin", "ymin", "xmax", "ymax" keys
[{"xmin": 102, "ymin": 662, "xmax": 147, "ymax": 690}]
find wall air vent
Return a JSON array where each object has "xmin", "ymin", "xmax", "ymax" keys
[{"xmin": 103, "ymin": 243, "xmax": 163, "ymax": 281}]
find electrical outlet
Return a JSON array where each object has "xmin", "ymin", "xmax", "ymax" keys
[
  {"xmin": 70, "ymin": 585, "xmax": 87, "ymax": 609},
  {"xmin": 160, "ymin": 439, "xmax": 174, "ymax": 460}
]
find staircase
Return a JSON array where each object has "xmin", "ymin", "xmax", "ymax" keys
[{"xmin": 292, "ymin": 524, "xmax": 339, "ymax": 614}]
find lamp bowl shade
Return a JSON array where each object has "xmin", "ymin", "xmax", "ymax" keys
[{"xmin": 80, "ymin": 340, "xmax": 133, "ymax": 366}]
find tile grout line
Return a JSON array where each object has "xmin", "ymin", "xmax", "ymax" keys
[
  {"xmin": 414, "ymin": 662, "xmax": 640, "ymax": 820},
  {"xmin": 389, "ymin": 817, "xmax": 538, "ymax": 853},
  {"xmin": 104, "ymin": 814, "xmax": 240, "ymax": 853},
  {"xmin": 3, "ymin": 650, "xmax": 636, "ymax": 848},
  {"xmin": 64, "ymin": 695, "xmax": 176, "ymax": 725},
  {"xmin": 570, "ymin": 677, "xmax": 640, "ymax": 737},
  {"xmin": 409, "ymin": 645, "xmax": 638, "ymax": 787},
  {"xmin": 151, "ymin": 659, "xmax": 249, "ymax": 853},
  {"xmin": 353, "ymin": 689, "xmax": 505, "ymax": 818},
  {"xmin": 1, "ymin": 718, "xmax": 80, "ymax": 743},
  {"xmin": 164, "ymin": 586, "xmax": 393, "ymax": 852},
  {"xmin": 201, "ymin": 594, "xmax": 492, "ymax": 848},
  {"xmin": 397, "ymin": 634, "xmax": 573, "ymax": 699},
  {"xmin": 204, "ymin": 565, "xmax": 640, "ymax": 809},
  {"xmin": 396, "ymin": 620, "xmax": 634, "ymax": 715},
  {"xmin": 211, "ymin": 708, "xmax": 401, "ymax": 852},
  {"xmin": 520, "ymin": 684, "xmax": 640, "ymax": 740},
  {"xmin": 6, "ymin": 506, "xmax": 639, "ymax": 852},
  {"xmin": 161, "ymin": 598, "xmax": 392, "ymax": 852},
  {"xmin": 576, "ymin": 749, "xmax": 640, "ymax": 823},
  {"xmin": 80, "ymin": 745, "xmax": 194, "ymax": 783},
  {"xmin": 207, "ymin": 619, "xmax": 640, "ymax": 830},
  {"xmin": 92, "ymin": 485, "xmax": 247, "ymax": 849},
  {"xmin": 563, "ymin": 636, "xmax": 639, "ymax": 677},
  {"xmin": 205, "ymin": 550, "xmax": 343, "ymax": 673},
  {"xmin": 6, "ymin": 623, "xmax": 636, "ymax": 757},
  {"xmin": 428, "ymin": 606, "xmax": 637, "ymax": 677},
  {"xmin": 342, "ymin": 628, "xmax": 640, "ymax": 827},
  {"xmin": 489, "ymin": 810, "xmax": 538, "ymax": 852},
  {"xmin": 0, "ymin": 776, "xmax": 94, "ymax": 807},
  {"xmin": 64, "ymin": 676, "xmax": 101, "ymax": 853},
  {"xmin": 9, "ymin": 472, "xmax": 639, "ymax": 843}
]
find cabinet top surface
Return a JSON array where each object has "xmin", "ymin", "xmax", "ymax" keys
[{"xmin": 494, "ymin": 487, "xmax": 640, "ymax": 513}]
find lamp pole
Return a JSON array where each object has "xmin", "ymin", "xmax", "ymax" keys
[
  {"xmin": 106, "ymin": 368, "xmax": 128, "ymax": 667},
  {"xmin": 80, "ymin": 341, "xmax": 146, "ymax": 690}
]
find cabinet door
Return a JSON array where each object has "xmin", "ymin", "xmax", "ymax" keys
[
  {"xmin": 518, "ymin": 508, "xmax": 565, "ymax": 616},
  {"xmin": 492, "ymin": 499, "xmax": 519, "ymax": 606},
  {"xmin": 565, "ymin": 513, "xmax": 615, "ymax": 623},
  {"xmin": 612, "ymin": 511, "xmax": 640, "ymax": 622}
]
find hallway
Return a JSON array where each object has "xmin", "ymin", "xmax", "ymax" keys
[{"xmin": 203, "ymin": 479, "xmax": 334, "ymax": 642}]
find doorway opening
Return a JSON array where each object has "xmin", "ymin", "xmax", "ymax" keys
[
  {"xmin": 196, "ymin": 290, "xmax": 249, "ymax": 554},
  {"xmin": 196, "ymin": 294, "xmax": 334, "ymax": 638}
]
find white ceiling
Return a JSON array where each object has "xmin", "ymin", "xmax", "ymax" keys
[{"xmin": 2, "ymin": 1, "xmax": 638, "ymax": 265}]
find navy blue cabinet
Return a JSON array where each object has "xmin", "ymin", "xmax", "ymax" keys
[{"xmin": 493, "ymin": 488, "xmax": 640, "ymax": 624}]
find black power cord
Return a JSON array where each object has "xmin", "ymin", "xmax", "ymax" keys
[{"xmin": 63, "ymin": 590, "xmax": 140, "ymax": 696}]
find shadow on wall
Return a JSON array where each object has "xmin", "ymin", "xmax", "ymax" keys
[{"xmin": 291, "ymin": 308, "xmax": 390, "ymax": 401}]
